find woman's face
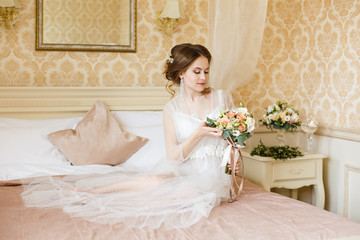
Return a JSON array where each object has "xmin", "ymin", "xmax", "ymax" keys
[{"xmin": 179, "ymin": 56, "xmax": 209, "ymax": 95}]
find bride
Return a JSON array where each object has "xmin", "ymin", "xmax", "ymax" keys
[{"xmin": 21, "ymin": 43, "xmax": 238, "ymax": 230}]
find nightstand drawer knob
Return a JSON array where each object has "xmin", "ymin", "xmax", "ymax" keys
[{"xmin": 289, "ymin": 169, "xmax": 304, "ymax": 175}]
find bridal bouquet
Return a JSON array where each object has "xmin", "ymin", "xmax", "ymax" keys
[
  {"xmin": 260, "ymin": 101, "xmax": 300, "ymax": 131},
  {"xmin": 206, "ymin": 105, "xmax": 256, "ymax": 147},
  {"xmin": 206, "ymin": 104, "xmax": 255, "ymax": 202}
]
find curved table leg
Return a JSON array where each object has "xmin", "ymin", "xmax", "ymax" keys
[
  {"xmin": 290, "ymin": 189, "xmax": 298, "ymax": 199},
  {"xmin": 314, "ymin": 183, "xmax": 325, "ymax": 209}
]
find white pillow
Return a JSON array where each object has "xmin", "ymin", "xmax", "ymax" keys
[
  {"xmin": 0, "ymin": 117, "xmax": 81, "ymax": 180},
  {"xmin": 0, "ymin": 127, "xmax": 70, "ymax": 166},
  {"xmin": 112, "ymin": 111, "xmax": 166, "ymax": 168}
]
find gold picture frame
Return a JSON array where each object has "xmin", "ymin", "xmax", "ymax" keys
[{"xmin": 35, "ymin": 0, "xmax": 136, "ymax": 52}]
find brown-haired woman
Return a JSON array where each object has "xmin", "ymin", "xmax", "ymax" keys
[{"xmin": 163, "ymin": 43, "xmax": 234, "ymax": 163}]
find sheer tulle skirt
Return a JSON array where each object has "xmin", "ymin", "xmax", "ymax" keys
[{"xmin": 21, "ymin": 156, "xmax": 231, "ymax": 229}]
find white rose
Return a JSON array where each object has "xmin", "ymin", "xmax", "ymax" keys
[
  {"xmin": 268, "ymin": 114, "xmax": 273, "ymax": 121},
  {"xmin": 291, "ymin": 113, "xmax": 298, "ymax": 121},
  {"xmin": 272, "ymin": 113, "xmax": 280, "ymax": 121},
  {"xmin": 285, "ymin": 115, "xmax": 291, "ymax": 122},
  {"xmin": 246, "ymin": 118, "xmax": 256, "ymax": 132},
  {"xmin": 232, "ymin": 130, "xmax": 241, "ymax": 136},
  {"xmin": 236, "ymin": 107, "xmax": 248, "ymax": 114},
  {"xmin": 267, "ymin": 105, "xmax": 274, "ymax": 113}
]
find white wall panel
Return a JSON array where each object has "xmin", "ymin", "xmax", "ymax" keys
[{"xmin": 345, "ymin": 164, "xmax": 360, "ymax": 222}]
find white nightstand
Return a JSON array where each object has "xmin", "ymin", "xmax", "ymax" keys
[{"xmin": 241, "ymin": 151, "xmax": 325, "ymax": 209}]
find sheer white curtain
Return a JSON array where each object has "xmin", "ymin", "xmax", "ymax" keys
[{"xmin": 209, "ymin": 0, "xmax": 268, "ymax": 91}]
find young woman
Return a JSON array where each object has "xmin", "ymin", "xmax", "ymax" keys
[{"xmin": 22, "ymin": 43, "xmax": 237, "ymax": 230}]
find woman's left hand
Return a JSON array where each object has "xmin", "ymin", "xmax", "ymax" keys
[{"xmin": 228, "ymin": 160, "xmax": 240, "ymax": 175}]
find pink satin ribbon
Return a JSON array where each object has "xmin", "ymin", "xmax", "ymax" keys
[{"xmin": 226, "ymin": 137, "xmax": 245, "ymax": 203}]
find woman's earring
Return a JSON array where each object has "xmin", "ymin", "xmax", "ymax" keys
[{"xmin": 180, "ymin": 77, "xmax": 184, "ymax": 96}]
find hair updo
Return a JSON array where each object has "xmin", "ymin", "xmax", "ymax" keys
[{"xmin": 164, "ymin": 43, "xmax": 212, "ymax": 97}]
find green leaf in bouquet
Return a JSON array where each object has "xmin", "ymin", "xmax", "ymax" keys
[
  {"xmin": 232, "ymin": 133, "xmax": 245, "ymax": 146},
  {"xmin": 234, "ymin": 135, "xmax": 242, "ymax": 143},
  {"xmin": 206, "ymin": 117, "xmax": 216, "ymax": 127},
  {"xmin": 243, "ymin": 133, "xmax": 251, "ymax": 141},
  {"xmin": 222, "ymin": 131, "xmax": 230, "ymax": 139},
  {"xmin": 236, "ymin": 137, "xmax": 244, "ymax": 146},
  {"xmin": 222, "ymin": 129, "xmax": 231, "ymax": 138}
]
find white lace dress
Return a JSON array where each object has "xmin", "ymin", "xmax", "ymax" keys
[{"xmin": 21, "ymin": 89, "xmax": 233, "ymax": 230}]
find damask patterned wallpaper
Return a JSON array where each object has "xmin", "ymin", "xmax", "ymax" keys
[
  {"xmin": 233, "ymin": 0, "xmax": 360, "ymax": 131},
  {"xmin": 43, "ymin": 0, "xmax": 130, "ymax": 45},
  {"xmin": 0, "ymin": 0, "xmax": 208, "ymax": 87},
  {"xmin": 1, "ymin": 0, "xmax": 360, "ymax": 131}
]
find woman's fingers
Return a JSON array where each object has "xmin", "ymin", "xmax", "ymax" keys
[
  {"xmin": 200, "ymin": 125, "xmax": 223, "ymax": 138},
  {"xmin": 228, "ymin": 161, "xmax": 240, "ymax": 174},
  {"xmin": 210, "ymin": 128, "xmax": 223, "ymax": 138},
  {"xmin": 235, "ymin": 161, "xmax": 240, "ymax": 174},
  {"xmin": 199, "ymin": 124, "xmax": 225, "ymax": 138}
]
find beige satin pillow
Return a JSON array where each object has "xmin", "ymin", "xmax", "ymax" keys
[{"xmin": 48, "ymin": 101, "xmax": 148, "ymax": 166}]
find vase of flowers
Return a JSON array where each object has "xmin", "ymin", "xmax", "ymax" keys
[{"xmin": 260, "ymin": 101, "xmax": 301, "ymax": 146}]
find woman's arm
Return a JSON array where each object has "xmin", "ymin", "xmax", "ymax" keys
[{"xmin": 163, "ymin": 107, "xmax": 223, "ymax": 163}]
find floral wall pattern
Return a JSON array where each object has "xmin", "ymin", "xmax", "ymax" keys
[
  {"xmin": 0, "ymin": 0, "xmax": 208, "ymax": 87},
  {"xmin": 233, "ymin": 0, "xmax": 360, "ymax": 131},
  {"xmin": 43, "ymin": 0, "xmax": 130, "ymax": 45},
  {"xmin": 2, "ymin": 0, "xmax": 360, "ymax": 132}
]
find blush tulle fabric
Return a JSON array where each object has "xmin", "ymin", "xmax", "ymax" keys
[{"xmin": 21, "ymin": 89, "xmax": 234, "ymax": 229}]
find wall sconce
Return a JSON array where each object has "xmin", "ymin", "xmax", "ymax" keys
[
  {"xmin": 0, "ymin": 0, "xmax": 22, "ymax": 29},
  {"xmin": 155, "ymin": 0, "xmax": 184, "ymax": 36}
]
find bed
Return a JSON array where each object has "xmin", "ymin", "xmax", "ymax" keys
[{"xmin": 1, "ymin": 87, "xmax": 360, "ymax": 240}]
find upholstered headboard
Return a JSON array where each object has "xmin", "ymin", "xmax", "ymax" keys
[{"xmin": 0, "ymin": 87, "xmax": 171, "ymax": 119}]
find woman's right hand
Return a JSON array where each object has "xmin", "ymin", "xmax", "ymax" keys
[{"xmin": 196, "ymin": 122, "xmax": 223, "ymax": 139}]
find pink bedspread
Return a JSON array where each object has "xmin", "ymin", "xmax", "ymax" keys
[{"xmin": 1, "ymin": 180, "xmax": 360, "ymax": 240}]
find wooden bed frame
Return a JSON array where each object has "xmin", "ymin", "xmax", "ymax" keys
[{"xmin": 0, "ymin": 87, "xmax": 170, "ymax": 119}]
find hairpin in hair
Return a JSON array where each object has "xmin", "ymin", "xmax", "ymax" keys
[{"xmin": 168, "ymin": 58, "xmax": 174, "ymax": 64}]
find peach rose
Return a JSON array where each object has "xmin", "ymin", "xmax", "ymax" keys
[
  {"xmin": 227, "ymin": 111, "xmax": 236, "ymax": 119},
  {"xmin": 218, "ymin": 117, "xmax": 230, "ymax": 125},
  {"xmin": 238, "ymin": 122, "xmax": 247, "ymax": 132},
  {"xmin": 236, "ymin": 113, "xmax": 247, "ymax": 121}
]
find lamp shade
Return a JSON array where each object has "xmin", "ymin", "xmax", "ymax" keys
[
  {"xmin": 160, "ymin": 0, "xmax": 184, "ymax": 19},
  {"xmin": 0, "ymin": 0, "xmax": 21, "ymax": 8}
]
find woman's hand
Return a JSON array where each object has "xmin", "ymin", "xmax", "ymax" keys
[
  {"xmin": 228, "ymin": 160, "xmax": 240, "ymax": 175},
  {"xmin": 197, "ymin": 122, "xmax": 223, "ymax": 139}
]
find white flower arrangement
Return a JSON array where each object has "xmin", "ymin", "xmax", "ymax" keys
[{"xmin": 260, "ymin": 101, "xmax": 301, "ymax": 131}]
